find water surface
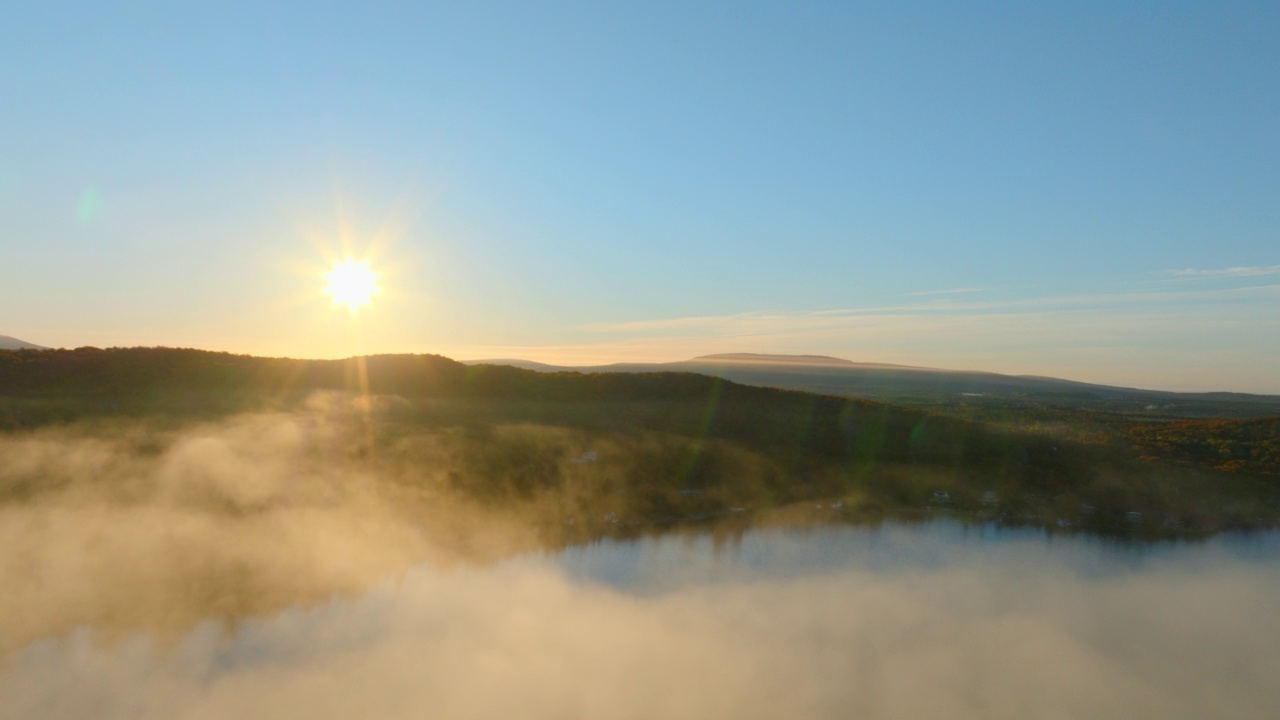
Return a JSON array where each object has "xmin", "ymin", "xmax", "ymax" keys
[{"xmin": 5, "ymin": 522, "xmax": 1279, "ymax": 720}]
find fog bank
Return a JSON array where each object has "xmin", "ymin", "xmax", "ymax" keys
[
  {"xmin": 4, "ymin": 527, "xmax": 1279, "ymax": 720},
  {"xmin": 0, "ymin": 396, "xmax": 566, "ymax": 649}
]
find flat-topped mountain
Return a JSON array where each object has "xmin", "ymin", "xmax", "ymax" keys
[{"xmin": 687, "ymin": 353, "xmax": 919, "ymax": 369}]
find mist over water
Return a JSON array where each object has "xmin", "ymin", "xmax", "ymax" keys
[
  {"xmin": 2, "ymin": 400, "xmax": 1278, "ymax": 719},
  {"xmin": 5, "ymin": 523, "xmax": 1279, "ymax": 720}
]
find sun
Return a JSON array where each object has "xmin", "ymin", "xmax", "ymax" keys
[{"xmin": 324, "ymin": 258, "xmax": 380, "ymax": 312}]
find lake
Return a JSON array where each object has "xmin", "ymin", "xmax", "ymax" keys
[{"xmin": 4, "ymin": 521, "xmax": 1279, "ymax": 720}]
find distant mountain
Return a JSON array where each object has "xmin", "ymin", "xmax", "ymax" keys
[
  {"xmin": 688, "ymin": 353, "xmax": 920, "ymax": 369},
  {"xmin": 0, "ymin": 335, "xmax": 46, "ymax": 350},
  {"xmin": 464, "ymin": 353, "xmax": 1280, "ymax": 418},
  {"xmin": 464, "ymin": 358, "xmax": 567, "ymax": 372}
]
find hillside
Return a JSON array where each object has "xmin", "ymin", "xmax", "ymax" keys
[
  {"xmin": 1128, "ymin": 417, "xmax": 1280, "ymax": 477},
  {"xmin": 2, "ymin": 347, "xmax": 1276, "ymax": 542}
]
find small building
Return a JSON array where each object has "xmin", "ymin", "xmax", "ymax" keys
[
  {"xmin": 1125, "ymin": 511, "xmax": 1143, "ymax": 525},
  {"xmin": 980, "ymin": 491, "xmax": 999, "ymax": 506},
  {"xmin": 931, "ymin": 491, "xmax": 952, "ymax": 504}
]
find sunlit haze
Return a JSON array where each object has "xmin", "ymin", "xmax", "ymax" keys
[{"xmin": 1, "ymin": 3, "xmax": 1277, "ymax": 392}]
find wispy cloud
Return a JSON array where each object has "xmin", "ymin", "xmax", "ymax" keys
[
  {"xmin": 584, "ymin": 283, "xmax": 1280, "ymax": 334},
  {"xmin": 1166, "ymin": 264, "xmax": 1280, "ymax": 278},
  {"xmin": 905, "ymin": 287, "xmax": 984, "ymax": 297}
]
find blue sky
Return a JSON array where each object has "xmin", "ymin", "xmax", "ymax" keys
[{"xmin": 2, "ymin": 2, "xmax": 1277, "ymax": 391}]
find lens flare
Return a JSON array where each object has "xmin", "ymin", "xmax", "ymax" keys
[{"xmin": 324, "ymin": 259, "xmax": 380, "ymax": 312}]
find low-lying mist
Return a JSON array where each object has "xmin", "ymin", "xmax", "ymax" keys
[
  {"xmin": 4, "ymin": 526, "xmax": 1278, "ymax": 720},
  {"xmin": 4, "ymin": 390, "xmax": 1278, "ymax": 719},
  {"xmin": 0, "ymin": 393, "xmax": 643, "ymax": 649}
]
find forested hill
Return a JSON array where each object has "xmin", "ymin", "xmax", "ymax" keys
[
  {"xmin": 4, "ymin": 349, "xmax": 1277, "ymax": 474},
  {"xmin": 0, "ymin": 346, "xmax": 466, "ymax": 401},
  {"xmin": 1, "ymin": 346, "xmax": 1277, "ymax": 537},
  {"xmin": 0, "ymin": 346, "xmax": 967, "ymax": 442},
  {"xmin": 0, "ymin": 346, "xmax": 1084, "ymax": 486},
  {"xmin": 0, "ymin": 345, "xmax": 1069, "ymax": 489},
  {"xmin": 0, "ymin": 346, "xmax": 811, "ymax": 404}
]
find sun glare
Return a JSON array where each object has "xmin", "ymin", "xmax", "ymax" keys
[{"xmin": 324, "ymin": 258, "xmax": 380, "ymax": 312}]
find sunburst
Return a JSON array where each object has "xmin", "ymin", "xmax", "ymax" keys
[{"xmin": 324, "ymin": 258, "xmax": 380, "ymax": 312}]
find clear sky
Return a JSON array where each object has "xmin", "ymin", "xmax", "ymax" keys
[{"xmin": 2, "ymin": 1, "xmax": 1277, "ymax": 392}]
